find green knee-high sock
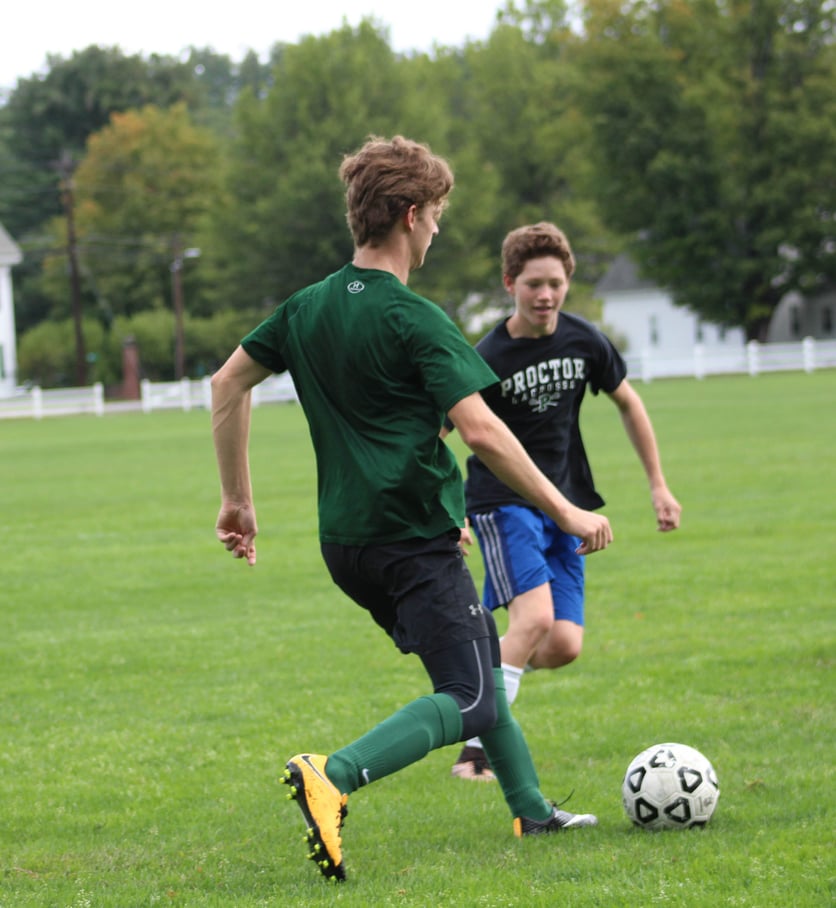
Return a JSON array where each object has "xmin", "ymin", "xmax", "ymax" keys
[
  {"xmin": 325, "ymin": 693, "xmax": 463, "ymax": 794},
  {"xmin": 480, "ymin": 668, "xmax": 552, "ymax": 820}
]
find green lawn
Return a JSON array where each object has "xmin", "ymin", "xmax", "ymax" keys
[{"xmin": 1, "ymin": 371, "xmax": 833, "ymax": 907}]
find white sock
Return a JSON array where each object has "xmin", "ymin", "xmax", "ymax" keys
[
  {"xmin": 501, "ymin": 662, "xmax": 524, "ymax": 705},
  {"xmin": 465, "ymin": 662, "xmax": 525, "ymax": 751}
]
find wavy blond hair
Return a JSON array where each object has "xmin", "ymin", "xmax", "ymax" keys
[{"xmin": 339, "ymin": 135, "xmax": 454, "ymax": 247}]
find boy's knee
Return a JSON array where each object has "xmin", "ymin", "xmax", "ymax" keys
[
  {"xmin": 533, "ymin": 622, "xmax": 584, "ymax": 669},
  {"xmin": 460, "ymin": 697, "xmax": 497, "ymax": 742},
  {"xmin": 558, "ymin": 649, "xmax": 581, "ymax": 668},
  {"xmin": 538, "ymin": 643, "xmax": 581, "ymax": 669}
]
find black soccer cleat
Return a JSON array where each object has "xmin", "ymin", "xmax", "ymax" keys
[{"xmin": 514, "ymin": 803, "xmax": 598, "ymax": 836}]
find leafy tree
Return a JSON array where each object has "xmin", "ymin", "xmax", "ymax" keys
[
  {"xmin": 210, "ymin": 22, "xmax": 423, "ymax": 311},
  {"xmin": 37, "ymin": 103, "xmax": 221, "ymax": 382},
  {"xmin": 0, "ymin": 46, "xmax": 196, "ymax": 237},
  {"xmin": 109, "ymin": 310, "xmax": 179, "ymax": 382},
  {"xmin": 459, "ymin": 22, "xmax": 576, "ymax": 228},
  {"xmin": 238, "ymin": 49, "xmax": 273, "ymax": 98},
  {"xmin": 576, "ymin": 0, "xmax": 836, "ymax": 340},
  {"xmin": 183, "ymin": 310, "xmax": 266, "ymax": 376},
  {"xmin": 16, "ymin": 308, "xmax": 258, "ymax": 387},
  {"xmin": 70, "ymin": 102, "xmax": 219, "ymax": 313},
  {"xmin": 387, "ymin": 49, "xmax": 503, "ymax": 315},
  {"xmin": 17, "ymin": 317, "xmax": 108, "ymax": 387},
  {"xmin": 184, "ymin": 47, "xmax": 276, "ymax": 137},
  {"xmin": 425, "ymin": 6, "xmax": 618, "ymax": 323},
  {"xmin": 0, "ymin": 46, "xmax": 204, "ymax": 342},
  {"xmin": 497, "ymin": 0, "xmax": 576, "ymax": 38}
]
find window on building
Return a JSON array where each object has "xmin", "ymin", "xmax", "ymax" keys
[
  {"xmin": 822, "ymin": 307, "xmax": 833, "ymax": 335},
  {"xmin": 790, "ymin": 306, "xmax": 802, "ymax": 338},
  {"xmin": 650, "ymin": 315, "xmax": 659, "ymax": 346},
  {"xmin": 695, "ymin": 320, "xmax": 704, "ymax": 343}
]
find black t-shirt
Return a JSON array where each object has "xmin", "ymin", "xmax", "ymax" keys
[{"xmin": 463, "ymin": 313, "xmax": 627, "ymax": 513}]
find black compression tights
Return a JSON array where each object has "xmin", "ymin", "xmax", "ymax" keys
[{"xmin": 418, "ymin": 611, "xmax": 502, "ymax": 741}]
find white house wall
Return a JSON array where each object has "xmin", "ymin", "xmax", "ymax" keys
[
  {"xmin": 0, "ymin": 222, "xmax": 22, "ymax": 398},
  {"xmin": 601, "ymin": 288, "xmax": 745, "ymax": 356},
  {"xmin": 0, "ymin": 265, "xmax": 18, "ymax": 397},
  {"xmin": 768, "ymin": 289, "xmax": 836, "ymax": 343}
]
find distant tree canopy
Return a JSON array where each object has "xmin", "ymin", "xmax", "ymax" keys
[
  {"xmin": 73, "ymin": 103, "xmax": 220, "ymax": 318},
  {"xmin": 1, "ymin": 0, "xmax": 833, "ymax": 384},
  {"xmin": 575, "ymin": 0, "xmax": 836, "ymax": 340},
  {"xmin": 0, "ymin": 46, "xmax": 198, "ymax": 237},
  {"xmin": 207, "ymin": 22, "xmax": 407, "ymax": 310}
]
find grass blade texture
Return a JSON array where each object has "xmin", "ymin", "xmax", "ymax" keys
[{"xmin": 1, "ymin": 372, "xmax": 833, "ymax": 907}]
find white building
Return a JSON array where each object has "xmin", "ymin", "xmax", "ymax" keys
[
  {"xmin": 596, "ymin": 253, "xmax": 836, "ymax": 357},
  {"xmin": 767, "ymin": 287, "xmax": 836, "ymax": 343},
  {"xmin": 595, "ymin": 254, "xmax": 745, "ymax": 356},
  {"xmin": 0, "ymin": 221, "xmax": 22, "ymax": 397}
]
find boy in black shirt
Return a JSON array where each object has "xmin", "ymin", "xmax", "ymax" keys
[{"xmin": 448, "ymin": 222, "xmax": 681, "ymax": 782}]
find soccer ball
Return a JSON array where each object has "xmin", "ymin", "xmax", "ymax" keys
[{"xmin": 622, "ymin": 742, "xmax": 719, "ymax": 830}]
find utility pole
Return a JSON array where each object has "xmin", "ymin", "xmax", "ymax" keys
[
  {"xmin": 57, "ymin": 151, "xmax": 87, "ymax": 386},
  {"xmin": 170, "ymin": 236, "xmax": 200, "ymax": 381},
  {"xmin": 171, "ymin": 234, "xmax": 185, "ymax": 381}
]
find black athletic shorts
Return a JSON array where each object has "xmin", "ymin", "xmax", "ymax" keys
[{"xmin": 321, "ymin": 529, "xmax": 492, "ymax": 656}]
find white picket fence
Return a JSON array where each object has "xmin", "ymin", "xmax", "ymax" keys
[
  {"xmin": 137, "ymin": 373, "xmax": 298, "ymax": 413},
  {"xmin": 0, "ymin": 372, "xmax": 298, "ymax": 420},
  {"xmin": 0, "ymin": 382, "xmax": 108, "ymax": 420},
  {"xmin": 1, "ymin": 338, "xmax": 834, "ymax": 421},
  {"xmin": 624, "ymin": 337, "xmax": 836, "ymax": 382}
]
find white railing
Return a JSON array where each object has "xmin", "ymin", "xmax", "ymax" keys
[
  {"xmin": 138, "ymin": 372, "xmax": 299, "ymax": 412},
  {"xmin": 623, "ymin": 337, "xmax": 836, "ymax": 382},
  {"xmin": 139, "ymin": 376, "xmax": 211, "ymax": 413},
  {"xmin": 0, "ymin": 373, "xmax": 299, "ymax": 420},
  {"xmin": 1, "ymin": 338, "xmax": 833, "ymax": 420},
  {"xmin": 0, "ymin": 382, "xmax": 106, "ymax": 420}
]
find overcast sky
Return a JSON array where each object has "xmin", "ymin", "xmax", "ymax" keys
[{"xmin": 3, "ymin": 1, "xmax": 506, "ymax": 90}]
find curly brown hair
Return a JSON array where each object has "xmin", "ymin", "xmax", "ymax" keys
[
  {"xmin": 501, "ymin": 222, "xmax": 576, "ymax": 281},
  {"xmin": 339, "ymin": 135, "xmax": 454, "ymax": 247}
]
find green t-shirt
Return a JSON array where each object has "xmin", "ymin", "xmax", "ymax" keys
[{"xmin": 241, "ymin": 264, "xmax": 498, "ymax": 545}]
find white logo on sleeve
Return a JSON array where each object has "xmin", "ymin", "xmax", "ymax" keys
[{"xmin": 347, "ymin": 281, "xmax": 365, "ymax": 294}]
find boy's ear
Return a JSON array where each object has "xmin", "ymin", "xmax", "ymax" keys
[
  {"xmin": 503, "ymin": 273, "xmax": 515, "ymax": 293},
  {"xmin": 404, "ymin": 204, "xmax": 418, "ymax": 232}
]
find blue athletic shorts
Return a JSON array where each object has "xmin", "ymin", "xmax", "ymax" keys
[{"xmin": 470, "ymin": 505, "xmax": 585, "ymax": 625}]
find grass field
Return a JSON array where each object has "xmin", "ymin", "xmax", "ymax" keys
[{"xmin": 1, "ymin": 371, "xmax": 833, "ymax": 907}]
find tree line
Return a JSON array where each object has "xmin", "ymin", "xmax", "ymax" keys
[{"xmin": 1, "ymin": 0, "xmax": 833, "ymax": 389}]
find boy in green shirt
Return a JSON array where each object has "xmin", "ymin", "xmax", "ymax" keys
[{"xmin": 211, "ymin": 135, "xmax": 612, "ymax": 882}]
